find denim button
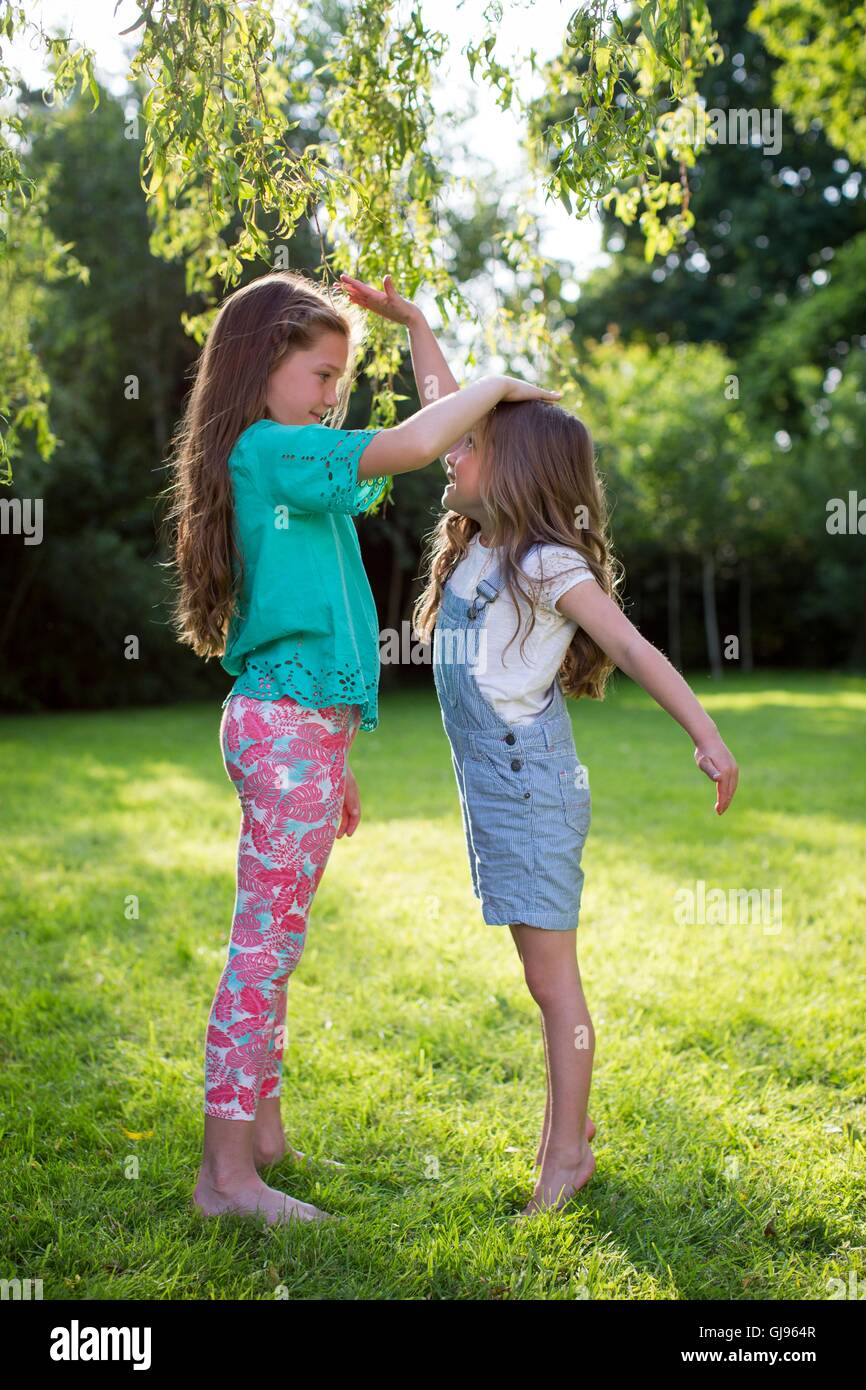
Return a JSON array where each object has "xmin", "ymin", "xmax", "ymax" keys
[
  {"xmin": 523, "ymin": 791, "xmax": 531, "ymax": 799},
  {"xmin": 511, "ymin": 758, "xmax": 522, "ymax": 771},
  {"xmin": 504, "ymin": 733, "xmax": 516, "ymax": 745}
]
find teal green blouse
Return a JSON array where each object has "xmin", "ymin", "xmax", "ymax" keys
[{"xmin": 221, "ymin": 418, "xmax": 389, "ymax": 732}]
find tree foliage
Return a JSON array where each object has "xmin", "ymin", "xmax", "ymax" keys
[
  {"xmin": 1, "ymin": 0, "xmax": 763, "ymax": 477},
  {"xmin": 749, "ymin": 0, "xmax": 866, "ymax": 166},
  {"xmin": 529, "ymin": 0, "xmax": 723, "ymax": 260},
  {"xmin": 0, "ymin": 2, "xmax": 98, "ymax": 478},
  {"xmin": 1, "ymin": 0, "xmax": 864, "ymax": 692}
]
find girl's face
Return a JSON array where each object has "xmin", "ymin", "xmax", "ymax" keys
[
  {"xmin": 442, "ymin": 429, "xmax": 485, "ymax": 522},
  {"xmin": 266, "ymin": 329, "xmax": 349, "ymax": 426}
]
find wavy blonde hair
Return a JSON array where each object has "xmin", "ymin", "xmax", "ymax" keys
[
  {"xmin": 412, "ymin": 399, "xmax": 624, "ymax": 701},
  {"xmin": 159, "ymin": 270, "xmax": 367, "ymax": 658}
]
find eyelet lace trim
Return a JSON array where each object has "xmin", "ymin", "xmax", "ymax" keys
[{"xmin": 225, "ymin": 653, "xmax": 377, "ymax": 731}]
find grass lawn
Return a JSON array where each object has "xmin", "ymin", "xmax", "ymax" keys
[{"xmin": 1, "ymin": 671, "xmax": 864, "ymax": 1300}]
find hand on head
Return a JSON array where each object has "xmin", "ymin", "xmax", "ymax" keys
[{"xmin": 497, "ymin": 376, "xmax": 563, "ymax": 403}]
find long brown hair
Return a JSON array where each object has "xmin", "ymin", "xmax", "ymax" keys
[
  {"xmin": 159, "ymin": 270, "xmax": 366, "ymax": 658},
  {"xmin": 412, "ymin": 399, "xmax": 624, "ymax": 700}
]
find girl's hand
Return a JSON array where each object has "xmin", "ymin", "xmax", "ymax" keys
[
  {"xmin": 498, "ymin": 375, "xmax": 563, "ymax": 403},
  {"xmin": 336, "ymin": 763, "xmax": 361, "ymax": 838},
  {"xmin": 694, "ymin": 736, "xmax": 739, "ymax": 815},
  {"xmin": 338, "ymin": 272, "xmax": 420, "ymax": 328}
]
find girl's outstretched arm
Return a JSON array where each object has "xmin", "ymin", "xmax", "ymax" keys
[{"xmin": 555, "ymin": 579, "xmax": 739, "ymax": 815}]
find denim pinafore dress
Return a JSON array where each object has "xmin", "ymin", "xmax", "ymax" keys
[{"xmin": 432, "ymin": 550, "xmax": 591, "ymax": 931}]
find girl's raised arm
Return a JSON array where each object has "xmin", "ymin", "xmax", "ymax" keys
[
  {"xmin": 340, "ymin": 272, "xmax": 489, "ymax": 476},
  {"xmin": 340, "ymin": 273, "xmax": 460, "ymax": 406},
  {"xmin": 555, "ymin": 578, "xmax": 740, "ymax": 816},
  {"xmin": 406, "ymin": 310, "xmax": 460, "ymax": 408}
]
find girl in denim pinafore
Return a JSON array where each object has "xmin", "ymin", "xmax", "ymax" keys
[
  {"xmin": 432, "ymin": 552, "xmax": 591, "ymax": 933},
  {"xmin": 341, "ymin": 270, "xmax": 739, "ymax": 1217}
]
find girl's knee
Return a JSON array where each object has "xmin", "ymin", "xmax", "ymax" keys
[
  {"xmin": 519, "ymin": 945, "xmax": 581, "ymax": 1009},
  {"xmin": 523, "ymin": 969, "xmax": 566, "ymax": 1009}
]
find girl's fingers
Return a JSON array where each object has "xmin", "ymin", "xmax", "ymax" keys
[
  {"xmin": 696, "ymin": 751, "xmax": 737, "ymax": 813},
  {"xmin": 342, "ymin": 278, "xmax": 384, "ymax": 306},
  {"xmin": 721, "ymin": 768, "xmax": 738, "ymax": 811},
  {"xmin": 702, "ymin": 762, "xmax": 724, "ymax": 814}
]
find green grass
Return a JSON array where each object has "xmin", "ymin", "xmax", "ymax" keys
[{"xmin": 1, "ymin": 671, "xmax": 864, "ymax": 1300}]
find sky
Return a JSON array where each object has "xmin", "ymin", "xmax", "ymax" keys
[{"xmin": 7, "ymin": 0, "xmax": 606, "ymax": 330}]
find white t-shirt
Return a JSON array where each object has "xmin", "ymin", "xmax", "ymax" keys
[{"xmin": 445, "ymin": 536, "xmax": 594, "ymax": 724}]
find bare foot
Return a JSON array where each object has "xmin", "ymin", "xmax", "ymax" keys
[
  {"xmin": 534, "ymin": 1113, "xmax": 596, "ymax": 1167},
  {"xmin": 252, "ymin": 1132, "xmax": 346, "ymax": 1171},
  {"xmin": 520, "ymin": 1142, "xmax": 596, "ymax": 1216},
  {"xmin": 192, "ymin": 1173, "xmax": 339, "ymax": 1226}
]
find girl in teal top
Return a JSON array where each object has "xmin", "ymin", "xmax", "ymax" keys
[{"xmin": 162, "ymin": 268, "xmax": 562, "ymax": 1227}]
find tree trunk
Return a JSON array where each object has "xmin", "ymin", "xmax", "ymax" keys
[
  {"xmin": 0, "ymin": 547, "xmax": 45, "ymax": 664},
  {"xmin": 738, "ymin": 558, "xmax": 753, "ymax": 671},
  {"xmin": 146, "ymin": 267, "xmax": 170, "ymax": 460},
  {"xmin": 702, "ymin": 550, "xmax": 722, "ymax": 679},
  {"xmin": 667, "ymin": 552, "xmax": 682, "ymax": 671},
  {"xmin": 846, "ymin": 585, "xmax": 866, "ymax": 672}
]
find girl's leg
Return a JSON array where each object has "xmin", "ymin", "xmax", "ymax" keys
[
  {"xmin": 252, "ymin": 704, "xmax": 362, "ymax": 1170},
  {"xmin": 509, "ymin": 922, "xmax": 596, "ymax": 1211},
  {"xmin": 508, "ymin": 925, "xmax": 595, "ymax": 1165},
  {"xmin": 537, "ymin": 1013, "xmax": 551, "ymax": 1165},
  {"xmin": 194, "ymin": 697, "xmax": 358, "ymax": 1225}
]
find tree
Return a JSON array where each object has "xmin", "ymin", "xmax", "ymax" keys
[
  {"xmin": 749, "ymin": 0, "xmax": 866, "ymax": 167},
  {"xmin": 556, "ymin": 0, "xmax": 866, "ymax": 356},
  {"xmin": 0, "ymin": 1, "xmax": 97, "ymax": 480},
  {"xmin": 576, "ymin": 337, "xmax": 781, "ymax": 675},
  {"xmin": 1, "ymin": 0, "xmax": 743, "ymax": 479}
]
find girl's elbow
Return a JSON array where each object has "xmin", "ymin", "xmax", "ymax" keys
[{"xmin": 611, "ymin": 632, "xmax": 643, "ymax": 672}]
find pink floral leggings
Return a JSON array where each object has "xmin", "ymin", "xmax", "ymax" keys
[{"xmin": 204, "ymin": 693, "xmax": 361, "ymax": 1120}]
